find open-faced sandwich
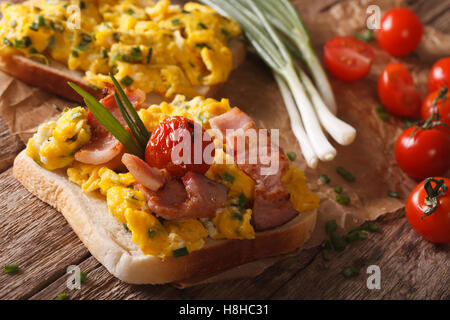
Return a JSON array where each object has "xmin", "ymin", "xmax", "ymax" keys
[
  {"xmin": 13, "ymin": 75, "xmax": 319, "ymax": 284},
  {"xmin": 0, "ymin": 0, "xmax": 245, "ymax": 103}
]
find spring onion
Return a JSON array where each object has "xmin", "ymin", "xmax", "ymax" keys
[{"xmin": 201, "ymin": 0, "xmax": 356, "ymax": 167}]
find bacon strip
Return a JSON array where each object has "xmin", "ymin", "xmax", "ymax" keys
[
  {"xmin": 121, "ymin": 153, "xmax": 167, "ymax": 191},
  {"xmin": 75, "ymin": 88, "xmax": 145, "ymax": 165},
  {"xmin": 137, "ymin": 172, "xmax": 228, "ymax": 220},
  {"xmin": 210, "ymin": 108, "xmax": 298, "ymax": 231}
]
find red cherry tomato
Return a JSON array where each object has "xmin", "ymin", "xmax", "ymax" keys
[
  {"xmin": 395, "ymin": 126, "xmax": 450, "ymax": 180},
  {"xmin": 323, "ymin": 36, "xmax": 375, "ymax": 82},
  {"xmin": 145, "ymin": 116, "xmax": 215, "ymax": 177},
  {"xmin": 378, "ymin": 62, "xmax": 421, "ymax": 117},
  {"xmin": 421, "ymin": 89, "xmax": 450, "ymax": 134},
  {"xmin": 406, "ymin": 177, "xmax": 450, "ymax": 244},
  {"xmin": 377, "ymin": 8, "xmax": 423, "ymax": 57},
  {"xmin": 428, "ymin": 57, "xmax": 450, "ymax": 93}
]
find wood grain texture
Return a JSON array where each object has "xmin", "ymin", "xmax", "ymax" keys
[{"xmin": 0, "ymin": 0, "xmax": 449, "ymax": 300}]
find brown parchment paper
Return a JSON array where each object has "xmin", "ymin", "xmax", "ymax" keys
[{"xmin": 0, "ymin": 0, "xmax": 449, "ymax": 287}]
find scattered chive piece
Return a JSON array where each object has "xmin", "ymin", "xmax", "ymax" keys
[
  {"xmin": 344, "ymin": 231, "xmax": 360, "ymax": 243},
  {"xmin": 336, "ymin": 166, "xmax": 355, "ymax": 182},
  {"xmin": 355, "ymin": 29, "xmax": 374, "ymax": 43},
  {"xmin": 322, "ymin": 249, "xmax": 330, "ymax": 261},
  {"xmin": 130, "ymin": 46, "xmax": 142, "ymax": 61},
  {"xmin": 336, "ymin": 194, "xmax": 351, "ymax": 205},
  {"xmin": 320, "ymin": 174, "xmax": 330, "ymax": 184},
  {"xmin": 198, "ymin": 22, "xmax": 207, "ymax": 29},
  {"xmin": 237, "ymin": 193, "xmax": 247, "ymax": 210},
  {"xmin": 4, "ymin": 264, "xmax": 19, "ymax": 274},
  {"xmin": 221, "ymin": 28, "xmax": 229, "ymax": 36},
  {"xmin": 123, "ymin": 224, "xmax": 129, "ymax": 232},
  {"xmin": 334, "ymin": 186, "xmax": 343, "ymax": 194},
  {"xmin": 403, "ymin": 118, "xmax": 414, "ymax": 128},
  {"xmin": 120, "ymin": 75, "xmax": 134, "ymax": 87},
  {"xmin": 172, "ymin": 19, "xmax": 181, "ymax": 25},
  {"xmin": 52, "ymin": 103, "xmax": 61, "ymax": 112},
  {"xmin": 148, "ymin": 229, "xmax": 156, "ymax": 238},
  {"xmin": 146, "ymin": 47, "xmax": 153, "ymax": 63},
  {"xmin": 29, "ymin": 22, "xmax": 38, "ymax": 31},
  {"xmin": 37, "ymin": 14, "xmax": 45, "ymax": 27},
  {"xmin": 57, "ymin": 293, "xmax": 68, "ymax": 300},
  {"xmin": 367, "ymin": 224, "xmax": 380, "ymax": 232},
  {"xmin": 388, "ymin": 190, "xmax": 399, "ymax": 198},
  {"xmin": 330, "ymin": 234, "xmax": 346, "ymax": 252},
  {"xmin": 376, "ymin": 105, "xmax": 390, "ymax": 122},
  {"xmin": 80, "ymin": 1, "xmax": 86, "ymax": 9},
  {"xmin": 342, "ymin": 266, "xmax": 360, "ymax": 278},
  {"xmin": 358, "ymin": 231, "xmax": 368, "ymax": 240},
  {"xmin": 287, "ymin": 151, "xmax": 297, "ymax": 161},
  {"xmin": 325, "ymin": 219, "xmax": 337, "ymax": 235},
  {"xmin": 222, "ymin": 172, "xmax": 235, "ymax": 184},
  {"xmin": 347, "ymin": 226, "xmax": 361, "ymax": 234},
  {"xmin": 126, "ymin": 8, "xmax": 134, "ymax": 15},
  {"xmin": 195, "ymin": 43, "xmax": 211, "ymax": 50},
  {"xmin": 80, "ymin": 271, "xmax": 87, "ymax": 284},
  {"xmin": 320, "ymin": 239, "xmax": 332, "ymax": 250},
  {"xmin": 101, "ymin": 48, "xmax": 108, "ymax": 59},
  {"xmin": 173, "ymin": 247, "xmax": 189, "ymax": 258},
  {"xmin": 3, "ymin": 38, "xmax": 12, "ymax": 46},
  {"xmin": 71, "ymin": 49, "xmax": 79, "ymax": 57},
  {"xmin": 232, "ymin": 212, "xmax": 243, "ymax": 221}
]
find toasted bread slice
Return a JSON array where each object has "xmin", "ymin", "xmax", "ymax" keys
[
  {"xmin": 0, "ymin": 39, "xmax": 246, "ymax": 104},
  {"xmin": 13, "ymin": 150, "xmax": 317, "ymax": 284}
]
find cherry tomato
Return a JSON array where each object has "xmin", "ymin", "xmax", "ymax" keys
[
  {"xmin": 377, "ymin": 8, "xmax": 423, "ymax": 57},
  {"xmin": 395, "ymin": 126, "xmax": 450, "ymax": 180},
  {"xmin": 421, "ymin": 89, "xmax": 450, "ymax": 134},
  {"xmin": 428, "ymin": 57, "xmax": 450, "ymax": 93},
  {"xmin": 323, "ymin": 36, "xmax": 375, "ymax": 82},
  {"xmin": 145, "ymin": 116, "xmax": 215, "ymax": 177},
  {"xmin": 378, "ymin": 63, "xmax": 422, "ymax": 117},
  {"xmin": 406, "ymin": 177, "xmax": 450, "ymax": 244}
]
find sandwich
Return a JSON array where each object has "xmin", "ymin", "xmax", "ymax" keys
[
  {"xmin": 0, "ymin": 0, "xmax": 245, "ymax": 104},
  {"xmin": 13, "ymin": 76, "xmax": 320, "ymax": 284}
]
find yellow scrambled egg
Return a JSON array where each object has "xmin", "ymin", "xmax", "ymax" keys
[
  {"xmin": 0, "ymin": 0, "xmax": 241, "ymax": 98},
  {"xmin": 282, "ymin": 165, "xmax": 320, "ymax": 212},
  {"xmin": 26, "ymin": 107, "xmax": 90, "ymax": 170}
]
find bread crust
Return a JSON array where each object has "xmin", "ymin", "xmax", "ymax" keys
[
  {"xmin": 0, "ymin": 39, "xmax": 246, "ymax": 104},
  {"xmin": 13, "ymin": 150, "xmax": 317, "ymax": 284}
]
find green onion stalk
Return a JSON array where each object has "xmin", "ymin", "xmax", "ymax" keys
[{"xmin": 201, "ymin": 0, "xmax": 355, "ymax": 166}]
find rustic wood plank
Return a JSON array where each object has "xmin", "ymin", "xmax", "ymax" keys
[
  {"xmin": 0, "ymin": 169, "xmax": 90, "ymax": 300},
  {"xmin": 0, "ymin": 117, "xmax": 23, "ymax": 173},
  {"xmin": 270, "ymin": 213, "xmax": 450, "ymax": 300}
]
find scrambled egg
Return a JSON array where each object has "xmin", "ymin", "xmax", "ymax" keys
[
  {"xmin": 67, "ymin": 163, "xmax": 135, "ymax": 195},
  {"xmin": 282, "ymin": 165, "xmax": 320, "ymax": 212},
  {"xmin": 26, "ymin": 107, "xmax": 90, "ymax": 170},
  {"xmin": 0, "ymin": 0, "xmax": 241, "ymax": 98}
]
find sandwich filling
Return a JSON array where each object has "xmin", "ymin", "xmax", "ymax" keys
[
  {"xmin": 0, "ymin": 0, "xmax": 241, "ymax": 98},
  {"xmin": 25, "ymin": 91, "xmax": 319, "ymax": 259}
]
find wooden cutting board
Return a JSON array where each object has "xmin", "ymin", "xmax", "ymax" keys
[{"xmin": 0, "ymin": 0, "xmax": 449, "ymax": 300}]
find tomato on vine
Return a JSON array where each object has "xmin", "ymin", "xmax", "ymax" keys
[
  {"xmin": 406, "ymin": 177, "xmax": 450, "ymax": 244},
  {"xmin": 428, "ymin": 57, "xmax": 450, "ymax": 93},
  {"xmin": 421, "ymin": 87, "xmax": 450, "ymax": 135}
]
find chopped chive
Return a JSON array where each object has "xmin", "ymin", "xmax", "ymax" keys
[
  {"xmin": 347, "ymin": 226, "xmax": 361, "ymax": 234},
  {"xmin": 181, "ymin": 9, "xmax": 191, "ymax": 14},
  {"xmin": 80, "ymin": 1, "xmax": 86, "ymax": 9},
  {"xmin": 71, "ymin": 50, "xmax": 79, "ymax": 57},
  {"xmin": 120, "ymin": 76, "xmax": 134, "ymax": 87},
  {"xmin": 237, "ymin": 193, "xmax": 246, "ymax": 209},
  {"xmin": 342, "ymin": 266, "xmax": 360, "ymax": 278},
  {"xmin": 173, "ymin": 247, "xmax": 189, "ymax": 258},
  {"xmin": 29, "ymin": 47, "xmax": 38, "ymax": 54},
  {"xmin": 57, "ymin": 293, "xmax": 68, "ymax": 300},
  {"xmin": 14, "ymin": 39, "xmax": 24, "ymax": 48},
  {"xmin": 222, "ymin": 172, "xmax": 235, "ymax": 184},
  {"xmin": 130, "ymin": 46, "xmax": 142, "ymax": 61},
  {"xmin": 344, "ymin": 231, "xmax": 359, "ymax": 243},
  {"xmin": 325, "ymin": 219, "xmax": 337, "ymax": 235},
  {"xmin": 29, "ymin": 22, "xmax": 39, "ymax": 31},
  {"xmin": 113, "ymin": 33, "xmax": 120, "ymax": 42},
  {"xmin": 336, "ymin": 194, "xmax": 351, "ymax": 205},
  {"xmin": 220, "ymin": 28, "xmax": 229, "ymax": 36},
  {"xmin": 320, "ymin": 239, "xmax": 332, "ymax": 250},
  {"xmin": 330, "ymin": 234, "xmax": 346, "ymax": 252},
  {"xmin": 101, "ymin": 48, "xmax": 108, "ymax": 59},
  {"xmin": 367, "ymin": 223, "xmax": 380, "ymax": 232},
  {"xmin": 358, "ymin": 231, "xmax": 368, "ymax": 240},
  {"xmin": 123, "ymin": 224, "xmax": 130, "ymax": 232},
  {"xmin": 148, "ymin": 229, "xmax": 156, "ymax": 238},
  {"xmin": 3, "ymin": 38, "xmax": 12, "ymax": 47},
  {"xmin": 387, "ymin": 190, "xmax": 399, "ymax": 198},
  {"xmin": 232, "ymin": 212, "xmax": 243, "ymax": 221},
  {"xmin": 126, "ymin": 8, "xmax": 134, "ymax": 15},
  {"xmin": 320, "ymin": 174, "xmax": 330, "ymax": 184},
  {"xmin": 4, "ymin": 264, "xmax": 19, "ymax": 274},
  {"xmin": 355, "ymin": 29, "xmax": 374, "ymax": 43},
  {"xmin": 195, "ymin": 43, "xmax": 212, "ymax": 50},
  {"xmin": 334, "ymin": 186, "xmax": 343, "ymax": 194},
  {"xmin": 322, "ymin": 249, "xmax": 330, "ymax": 261},
  {"xmin": 146, "ymin": 47, "xmax": 153, "ymax": 63},
  {"xmin": 287, "ymin": 151, "xmax": 297, "ymax": 161},
  {"xmin": 336, "ymin": 167, "xmax": 355, "ymax": 182},
  {"xmin": 52, "ymin": 104, "xmax": 61, "ymax": 111},
  {"xmin": 37, "ymin": 14, "xmax": 45, "ymax": 27},
  {"xmin": 172, "ymin": 19, "xmax": 181, "ymax": 25},
  {"xmin": 376, "ymin": 105, "xmax": 390, "ymax": 121},
  {"xmin": 198, "ymin": 22, "xmax": 207, "ymax": 29},
  {"xmin": 403, "ymin": 118, "xmax": 414, "ymax": 128}
]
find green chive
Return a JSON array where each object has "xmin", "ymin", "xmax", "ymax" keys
[
  {"xmin": 195, "ymin": 43, "xmax": 211, "ymax": 50},
  {"xmin": 71, "ymin": 50, "xmax": 79, "ymax": 57},
  {"xmin": 68, "ymin": 82, "xmax": 144, "ymax": 158},
  {"xmin": 148, "ymin": 229, "xmax": 156, "ymax": 238},
  {"xmin": 146, "ymin": 47, "xmax": 153, "ymax": 63},
  {"xmin": 387, "ymin": 191, "xmax": 399, "ymax": 198},
  {"xmin": 23, "ymin": 37, "xmax": 32, "ymax": 47},
  {"xmin": 29, "ymin": 47, "xmax": 38, "ymax": 54},
  {"xmin": 232, "ymin": 212, "xmax": 243, "ymax": 221},
  {"xmin": 130, "ymin": 47, "xmax": 142, "ymax": 61},
  {"xmin": 198, "ymin": 22, "xmax": 207, "ymax": 29},
  {"xmin": 14, "ymin": 39, "xmax": 24, "ymax": 48},
  {"xmin": 376, "ymin": 105, "xmax": 390, "ymax": 122},
  {"xmin": 4, "ymin": 264, "xmax": 19, "ymax": 274},
  {"xmin": 173, "ymin": 247, "xmax": 189, "ymax": 258},
  {"xmin": 334, "ymin": 186, "xmax": 343, "ymax": 194},
  {"xmin": 322, "ymin": 249, "xmax": 330, "ymax": 261},
  {"xmin": 80, "ymin": 1, "xmax": 86, "ymax": 9},
  {"xmin": 101, "ymin": 48, "xmax": 108, "ymax": 59},
  {"xmin": 355, "ymin": 29, "xmax": 374, "ymax": 43},
  {"xmin": 330, "ymin": 234, "xmax": 346, "ymax": 252},
  {"xmin": 52, "ymin": 104, "xmax": 61, "ymax": 111},
  {"xmin": 336, "ymin": 167, "xmax": 355, "ymax": 182},
  {"xmin": 113, "ymin": 32, "xmax": 120, "ymax": 42},
  {"xmin": 320, "ymin": 174, "xmax": 330, "ymax": 184},
  {"xmin": 222, "ymin": 172, "xmax": 235, "ymax": 184},
  {"xmin": 320, "ymin": 239, "xmax": 332, "ymax": 250},
  {"xmin": 114, "ymin": 93, "xmax": 147, "ymax": 149},
  {"xmin": 123, "ymin": 224, "xmax": 130, "ymax": 232},
  {"xmin": 367, "ymin": 224, "xmax": 380, "ymax": 232},
  {"xmin": 287, "ymin": 151, "xmax": 297, "ymax": 161},
  {"xmin": 172, "ymin": 19, "xmax": 181, "ymax": 25},
  {"xmin": 342, "ymin": 266, "xmax": 359, "ymax": 278},
  {"xmin": 344, "ymin": 231, "xmax": 359, "ymax": 243},
  {"xmin": 325, "ymin": 220, "xmax": 337, "ymax": 235},
  {"xmin": 29, "ymin": 22, "xmax": 39, "ymax": 31},
  {"xmin": 347, "ymin": 226, "xmax": 361, "ymax": 234},
  {"xmin": 3, "ymin": 38, "xmax": 12, "ymax": 47},
  {"xmin": 237, "ymin": 193, "xmax": 246, "ymax": 209},
  {"xmin": 79, "ymin": 271, "xmax": 87, "ymax": 283},
  {"xmin": 358, "ymin": 231, "xmax": 368, "ymax": 240},
  {"xmin": 120, "ymin": 75, "xmax": 134, "ymax": 87},
  {"xmin": 38, "ymin": 15, "xmax": 45, "ymax": 27},
  {"xmin": 57, "ymin": 293, "xmax": 68, "ymax": 300},
  {"xmin": 336, "ymin": 194, "xmax": 351, "ymax": 205},
  {"xmin": 403, "ymin": 118, "xmax": 414, "ymax": 128},
  {"xmin": 220, "ymin": 28, "xmax": 229, "ymax": 36}
]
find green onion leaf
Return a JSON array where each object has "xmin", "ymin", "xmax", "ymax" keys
[{"xmin": 68, "ymin": 82, "xmax": 144, "ymax": 158}]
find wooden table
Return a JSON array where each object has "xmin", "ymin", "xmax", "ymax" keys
[{"xmin": 0, "ymin": 0, "xmax": 449, "ymax": 300}]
